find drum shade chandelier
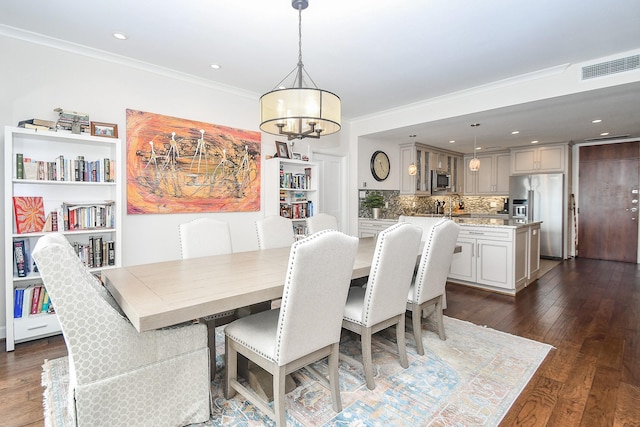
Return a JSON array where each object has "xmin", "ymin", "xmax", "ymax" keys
[
  {"xmin": 469, "ymin": 123, "xmax": 481, "ymax": 171},
  {"xmin": 259, "ymin": 0, "xmax": 341, "ymax": 141}
]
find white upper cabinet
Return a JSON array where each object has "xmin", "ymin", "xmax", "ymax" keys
[
  {"xmin": 463, "ymin": 152, "xmax": 510, "ymax": 195},
  {"xmin": 510, "ymin": 144, "xmax": 568, "ymax": 174}
]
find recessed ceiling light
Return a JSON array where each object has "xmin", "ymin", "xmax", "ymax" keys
[
  {"xmin": 475, "ymin": 146, "xmax": 482, "ymax": 151},
  {"xmin": 210, "ymin": 64, "xmax": 221, "ymax": 69},
  {"xmin": 409, "ymin": 134, "xmax": 416, "ymax": 138},
  {"xmin": 113, "ymin": 32, "xmax": 127, "ymax": 40},
  {"xmin": 592, "ymin": 119, "xmax": 602, "ymax": 123},
  {"xmin": 531, "ymin": 140, "xmax": 539, "ymax": 144},
  {"xmin": 600, "ymin": 132, "xmax": 610, "ymax": 136},
  {"xmin": 449, "ymin": 140, "xmax": 455, "ymax": 144},
  {"xmin": 511, "ymin": 130, "xmax": 520, "ymax": 135}
]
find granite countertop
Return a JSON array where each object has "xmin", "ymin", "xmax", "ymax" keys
[{"xmin": 452, "ymin": 218, "xmax": 542, "ymax": 228}]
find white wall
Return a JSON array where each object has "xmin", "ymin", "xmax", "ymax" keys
[{"xmin": 0, "ymin": 34, "xmax": 354, "ymax": 337}]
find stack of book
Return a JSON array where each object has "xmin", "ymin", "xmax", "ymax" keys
[
  {"xmin": 54, "ymin": 108, "xmax": 90, "ymax": 133},
  {"xmin": 17, "ymin": 118, "xmax": 57, "ymax": 131}
]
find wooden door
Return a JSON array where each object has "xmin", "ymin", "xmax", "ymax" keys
[{"xmin": 578, "ymin": 141, "xmax": 639, "ymax": 262}]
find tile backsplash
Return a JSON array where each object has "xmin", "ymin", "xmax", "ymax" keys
[{"xmin": 358, "ymin": 190, "xmax": 509, "ymax": 219}]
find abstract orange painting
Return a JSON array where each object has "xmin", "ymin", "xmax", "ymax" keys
[
  {"xmin": 126, "ymin": 109, "xmax": 261, "ymax": 214},
  {"xmin": 13, "ymin": 196, "xmax": 46, "ymax": 233}
]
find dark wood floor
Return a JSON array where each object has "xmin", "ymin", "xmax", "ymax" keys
[{"xmin": 1, "ymin": 257, "xmax": 639, "ymax": 426}]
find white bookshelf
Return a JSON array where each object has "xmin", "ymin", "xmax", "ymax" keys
[
  {"xmin": 264, "ymin": 157, "xmax": 319, "ymax": 237},
  {"xmin": 4, "ymin": 126, "xmax": 123, "ymax": 351}
]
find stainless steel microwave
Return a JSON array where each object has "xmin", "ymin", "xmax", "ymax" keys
[{"xmin": 431, "ymin": 170, "xmax": 451, "ymax": 192}]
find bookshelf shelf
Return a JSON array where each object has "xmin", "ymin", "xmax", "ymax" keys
[
  {"xmin": 4, "ymin": 126, "xmax": 123, "ymax": 351},
  {"xmin": 265, "ymin": 157, "xmax": 319, "ymax": 236}
]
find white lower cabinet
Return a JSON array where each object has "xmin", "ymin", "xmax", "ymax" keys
[
  {"xmin": 358, "ymin": 219, "xmax": 396, "ymax": 238},
  {"xmin": 449, "ymin": 224, "xmax": 535, "ymax": 295}
]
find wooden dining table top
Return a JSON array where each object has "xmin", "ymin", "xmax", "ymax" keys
[{"xmin": 102, "ymin": 237, "xmax": 380, "ymax": 333}]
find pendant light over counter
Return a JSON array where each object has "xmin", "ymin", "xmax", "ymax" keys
[
  {"xmin": 469, "ymin": 123, "xmax": 481, "ymax": 171},
  {"xmin": 259, "ymin": 0, "xmax": 341, "ymax": 141}
]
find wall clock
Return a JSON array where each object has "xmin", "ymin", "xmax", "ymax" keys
[{"xmin": 370, "ymin": 150, "xmax": 390, "ymax": 181}]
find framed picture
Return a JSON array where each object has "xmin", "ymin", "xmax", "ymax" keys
[
  {"xmin": 292, "ymin": 152, "xmax": 302, "ymax": 160},
  {"xmin": 276, "ymin": 141, "xmax": 290, "ymax": 159},
  {"xmin": 91, "ymin": 121, "xmax": 119, "ymax": 138}
]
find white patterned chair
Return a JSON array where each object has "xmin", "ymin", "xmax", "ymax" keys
[
  {"xmin": 224, "ymin": 230, "xmax": 359, "ymax": 427},
  {"xmin": 407, "ymin": 218, "xmax": 460, "ymax": 354},
  {"xmin": 255, "ymin": 215, "xmax": 295, "ymax": 249},
  {"xmin": 32, "ymin": 233, "xmax": 211, "ymax": 427},
  {"xmin": 341, "ymin": 222, "xmax": 422, "ymax": 389},
  {"xmin": 306, "ymin": 213, "xmax": 338, "ymax": 234}
]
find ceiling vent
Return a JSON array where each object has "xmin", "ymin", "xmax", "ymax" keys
[
  {"xmin": 584, "ymin": 134, "xmax": 631, "ymax": 142},
  {"xmin": 581, "ymin": 54, "xmax": 639, "ymax": 80}
]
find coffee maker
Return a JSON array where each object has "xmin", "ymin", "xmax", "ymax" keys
[{"xmin": 499, "ymin": 197, "xmax": 509, "ymax": 214}]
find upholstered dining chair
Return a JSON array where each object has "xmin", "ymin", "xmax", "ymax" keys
[
  {"xmin": 179, "ymin": 217, "xmax": 233, "ymax": 258},
  {"xmin": 341, "ymin": 222, "xmax": 422, "ymax": 390},
  {"xmin": 398, "ymin": 215, "xmax": 444, "ymax": 241},
  {"xmin": 255, "ymin": 215, "xmax": 295, "ymax": 249},
  {"xmin": 32, "ymin": 233, "xmax": 210, "ymax": 426},
  {"xmin": 306, "ymin": 212, "xmax": 338, "ymax": 234},
  {"xmin": 224, "ymin": 230, "xmax": 359, "ymax": 427},
  {"xmin": 179, "ymin": 217, "xmax": 236, "ymax": 377},
  {"xmin": 407, "ymin": 218, "xmax": 460, "ymax": 355}
]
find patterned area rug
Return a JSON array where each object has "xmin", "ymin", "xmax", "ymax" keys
[{"xmin": 43, "ymin": 316, "xmax": 552, "ymax": 426}]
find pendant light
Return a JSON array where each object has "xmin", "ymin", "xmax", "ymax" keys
[
  {"xmin": 469, "ymin": 123, "xmax": 481, "ymax": 171},
  {"xmin": 259, "ymin": 0, "xmax": 341, "ymax": 140}
]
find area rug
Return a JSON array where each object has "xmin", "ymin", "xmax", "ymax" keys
[{"xmin": 43, "ymin": 316, "xmax": 552, "ymax": 426}]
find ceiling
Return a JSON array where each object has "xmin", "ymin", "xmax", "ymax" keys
[{"xmin": 1, "ymin": 0, "xmax": 639, "ymax": 154}]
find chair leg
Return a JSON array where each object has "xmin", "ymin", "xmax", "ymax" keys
[
  {"xmin": 435, "ymin": 296, "xmax": 446, "ymax": 340},
  {"xmin": 412, "ymin": 304, "xmax": 425, "ymax": 356},
  {"xmin": 361, "ymin": 328, "xmax": 376, "ymax": 390},
  {"xmin": 273, "ymin": 367, "xmax": 287, "ymax": 427},
  {"xmin": 328, "ymin": 343, "xmax": 342, "ymax": 412},
  {"xmin": 396, "ymin": 314, "xmax": 409, "ymax": 369},
  {"xmin": 224, "ymin": 336, "xmax": 237, "ymax": 399}
]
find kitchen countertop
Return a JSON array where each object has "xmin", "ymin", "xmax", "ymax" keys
[{"xmin": 452, "ymin": 217, "xmax": 542, "ymax": 228}]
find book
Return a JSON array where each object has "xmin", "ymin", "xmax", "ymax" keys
[
  {"xmin": 30, "ymin": 286, "xmax": 41, "ymax": 315},
  {"xmin": 16, "ymin": 153, "xmax": 24, "ymax": 179},
  {"xmin": 14, "ymin": 288, "xmax": 25, "ymax": 318},
  {"xmin": 23, "ymin": 161, "xmax": 38, "ymax": 180},
  {"xmin": 13, "ymin": 196, "xmax": 46, "ymax": 233},
  {"xmin": 22, "ymin": 285, "xmax": 35, "ymax": 318},
  {"xmin": 13, "ymin": 240, "xmax": 28, "ymax": 277}
]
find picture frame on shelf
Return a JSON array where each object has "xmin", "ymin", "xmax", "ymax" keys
[
  {"xmin": 292, "ymin": 152, "xmax": 302, "ymax": 160},
  {"xmin": 276, "ymin": 141, "xmax": 290, "ymax": 159},
  {"xmin": 90, "ymin": 122, "xmax": 118, "ymax": 138}
]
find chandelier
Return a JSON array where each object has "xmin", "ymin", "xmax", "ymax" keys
[
  {"xmin": 259, "ymin": 0, "xmax": 341, "ymax": 140},
  {"xmin": 469, "ymin": 123, "xmax": 481, "ymax": 171}
]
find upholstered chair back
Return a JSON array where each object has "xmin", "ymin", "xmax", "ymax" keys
[
  {"xmin": 361, "ymin": 223, "xmax": 422, "ymax": 326},
  {"xmin": 179, "ymin": 217, "xmax": 233, "ymax": 258},
  {"xmin": 255, "ymin": 215, "xmax": 295, "ymax": 249},
  {"xmin": 307, "ymin": 213, "xmax": 338, "ymax": 234}
]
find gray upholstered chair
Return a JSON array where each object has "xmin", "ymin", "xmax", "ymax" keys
[
  {"xmin": 224, "ymin": 230, "xmax": 359, "ymax": 427},
  {"xmin": 179, "ymin": 217, "xmax": 233, "ymax": 258},
  {"xmin": 407, "ymin": 218, "xmax": 460, "ymax": 355},
  {"xmin": 341, "ymin": 222, "xmax": 422, "ymax": 390},
  {"xmin": 32, "ymin": 233, "xmax": 210, "ymax": 426},
  {"xmin": 306, "ymin": 212, "xmax": 338, "ymax": 234},
  {"xmin": 255, "ymin": 215, "xmax": 295, "ymax": 249},
  {"xmin": 179, "ymin": 217, "xmax": 235, "ymax": 377}
]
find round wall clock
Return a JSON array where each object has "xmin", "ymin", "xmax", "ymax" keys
[{"xmin": 370, "ymin": 150, "xmax": 390, "ymax": 181}]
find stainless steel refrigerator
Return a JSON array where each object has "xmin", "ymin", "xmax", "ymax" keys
[{"xmin": 509, "ymin": 173, "xmax": 564, "ymax": 259}]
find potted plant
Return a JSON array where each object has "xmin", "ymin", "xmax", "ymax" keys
[{"xmin": 362, "ymin": 192, "xmax": 385, "ymax": 219}]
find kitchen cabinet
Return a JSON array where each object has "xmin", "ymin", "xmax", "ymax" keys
[
  {"xmin": 463, "ymin": 152, "xmax": 510, "ymax": 195},
  {"xmin": 358, "ymin": 219, "xmax": 396, "ymax": 238},
  {"xmin": 399, "ymin": 143, "xmax": 463, "ymax": 195},
  {"xmin": 510, "ymin": 144, "xmax": 567, "ymax": 174},
  {"xmin": 528, "ymin": 223, "xmax": 541, "ymax": 279},
  {"xmin": 448, "ymin": 223, "xmax": 536, "ymax": 295},
  {"xmin": 399, "ymin": 143, "xmax": 431, "ymax": 195}
]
